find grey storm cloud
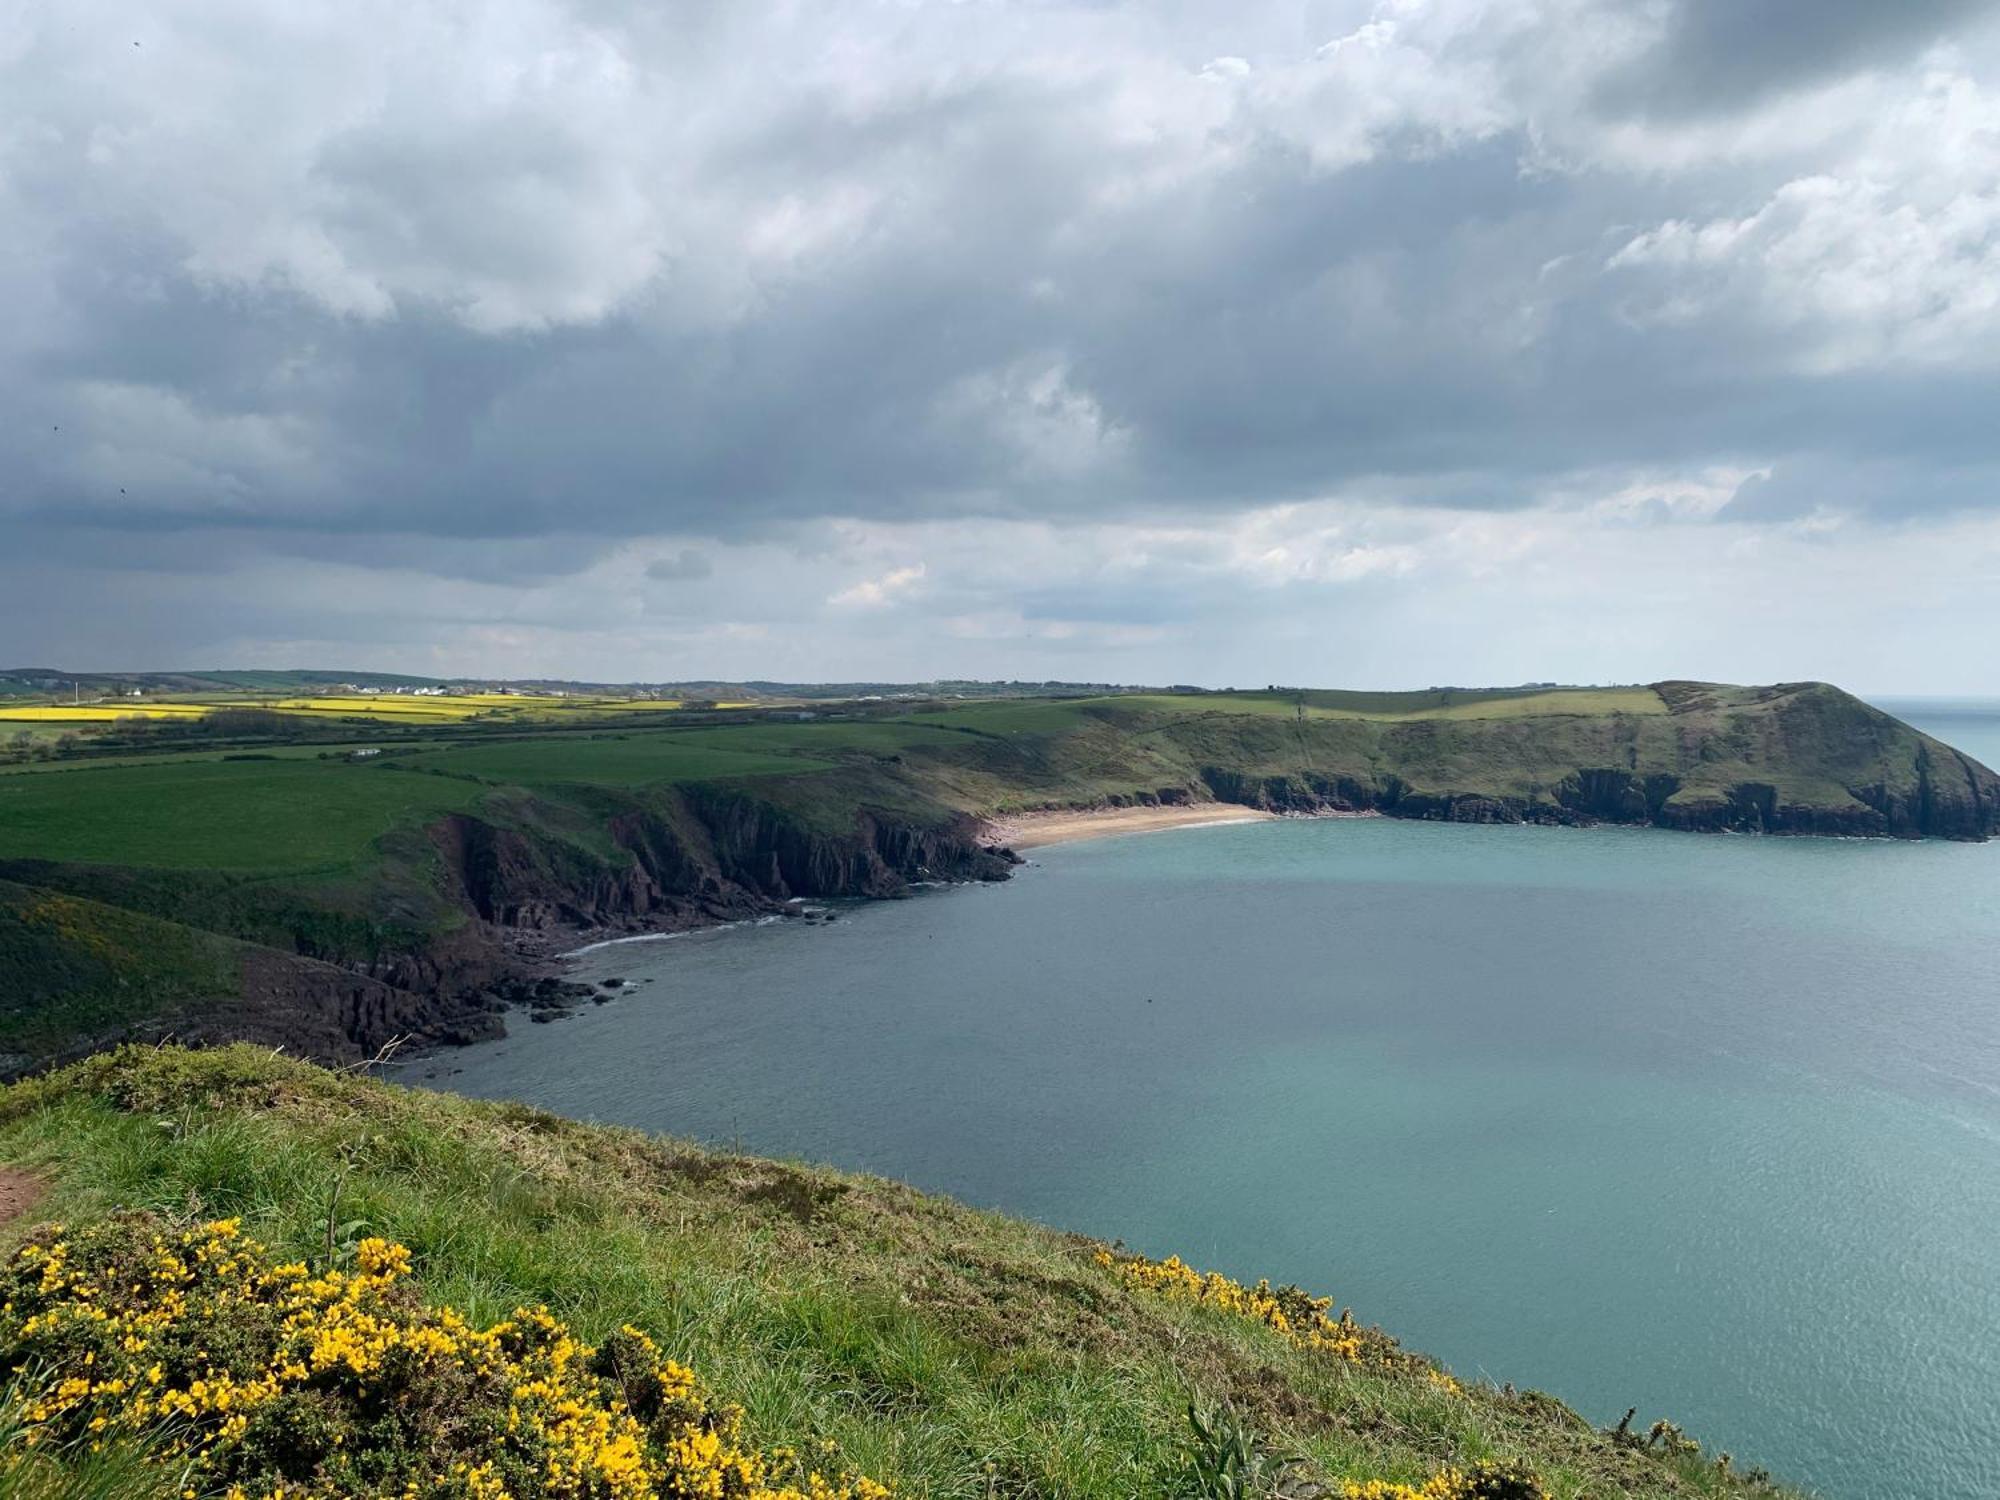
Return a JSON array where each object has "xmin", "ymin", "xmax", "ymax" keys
[
  {"xmin": 646, "ymin": 549, "xmax": 714, "ymax": 582},
  {"xmin": 4, "ymin": 0, "xmax": 2000, "ymax": 682},
  {"xmin": 1612, "ymin": 0, "xmax": 2000, "ymax": 114}
]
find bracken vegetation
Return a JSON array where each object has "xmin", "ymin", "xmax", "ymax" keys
[{"xmin": 0, "ymin": 1046, "xmax": 1800, "ymax": 1499}]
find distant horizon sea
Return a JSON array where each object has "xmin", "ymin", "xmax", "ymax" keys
[{"xmin": 415, "ymin": 699, "xmax": 2000, "ymax": 1500}]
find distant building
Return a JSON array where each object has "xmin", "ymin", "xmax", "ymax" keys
[{"xmin": 350, "ymin": 748, "xmax": 382, "ymax": 759}]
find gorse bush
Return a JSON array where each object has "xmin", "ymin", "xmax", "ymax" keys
[
  {"xmin": 1341, "ymin": 1462, "xmax": 1549, "ymax": 1500},
  {"xmin": 1096, "ymin": 1249, "xmax": 1363, "ymax": 1359},
  {"xmin": 0, "ymin": 1216, "xmax": 887, "ymax": 1500},
  {"xmin": 1094, "ymin": 1249, "xmax": 1460, "ymax": 1394}
]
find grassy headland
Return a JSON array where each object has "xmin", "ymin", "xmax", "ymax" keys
[
  {"xmin": 0, "ymin": 679, "xmax": 1993, "ymax": 1070},
  {"xmin": 0, "ymin": 1044, "xmax": 1801, "ymax": 1498}
]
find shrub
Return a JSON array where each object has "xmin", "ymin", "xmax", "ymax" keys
[{"xmin": 0, "ymin": 1215, "xmax": 886, "ymax": 1499}]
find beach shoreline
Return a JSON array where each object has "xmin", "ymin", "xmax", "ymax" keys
[{"xmin": 982, "ymin": 803, "xmax": 1281, "ymax": 849}]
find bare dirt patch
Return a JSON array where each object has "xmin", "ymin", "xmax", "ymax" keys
[{"xmin": 0, "ymin": 1166, "xmax": 46, "ymax": 1225}]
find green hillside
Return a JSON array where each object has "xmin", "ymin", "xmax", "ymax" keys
[
  {"xmin": 0, "ymin": 1045, "xmax": 1798, "ymax": 1499},
  {"xmin": 0, "ymin": 681, "xmax": 1994, "ymax": 1070}
]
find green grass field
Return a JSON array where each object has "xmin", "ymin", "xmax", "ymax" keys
[
  {"xmin": 0, "ymin": 760, "xmax": 485, "ymax": 874},
  {"xmin": 393, "ymin": 734, "xmax": 831, "ymax": 789},
  {"xmin": 0, "ymin": 722, "xmax": 975, "ymax": 873},
  {"xmin": 395, "ymin": 719, "xmax": 971, "ymax": 785},
  {"xmin": 1104, "ymin": 687, "xmax": 1668, "ymax": 722}
]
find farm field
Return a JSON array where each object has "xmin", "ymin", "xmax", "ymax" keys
[
  {"xmin": 394, "ymin": 733, "xmax": 833, "ymax": 788},
  {"xmin": 0, "ymin": 760, "xmax": 487, "ymax": 873},
  {"xmin": 0, "ymin": 693, "xmax": 760, "ymax": 726},
  {"xmin": 0, "ymin": 703, "xmax": 213, "ymax": 722},
  {"xmin": 1106, "ymin": 686, "xmax": 1669, "ymax": 721},
  {"xmin": 389, "ymin": 719, "xmax": 972, "ymax": 788},
  {"xmin": 0, "ymin": 742, "xmax": 449, "ymax": 778},
  {"xmin": 0, "ymin": 720, "xmax": 929, "ymax": 873},
  {"xmin": 908, "ymin": 686, "xmax": 1669, "ymax": 735}
]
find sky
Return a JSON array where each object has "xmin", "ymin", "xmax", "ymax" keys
[{"xmin": 5, "ymin": 0, "xmax": 2000, "ymax": 692}]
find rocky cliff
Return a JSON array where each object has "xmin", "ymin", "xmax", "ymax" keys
[{"xmin": 1182, "ymin": 682, "xmax": 1999, "ymax": 839}]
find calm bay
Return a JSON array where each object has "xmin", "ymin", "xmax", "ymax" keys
[{"xmin": 418, "ymin": 705, "xmax": 2000, "ymax": 1500}]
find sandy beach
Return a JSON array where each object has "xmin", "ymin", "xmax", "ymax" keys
[{"xmin": 982, "ymin": 803, "xmax": 1279, "ymax": 849}]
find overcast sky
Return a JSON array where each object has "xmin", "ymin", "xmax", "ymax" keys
[{"xmin": 6, "ymin": 0, "xmax": 2000, "ymax": 691}]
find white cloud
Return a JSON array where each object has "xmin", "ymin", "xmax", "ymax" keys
[
  {"xmin": 828, "ymin": 562, "xmax": 927, "ymax": 609},
  {"xmin": 1606, "ymin": 66, "xmax": 2000, "ymax": 370}
]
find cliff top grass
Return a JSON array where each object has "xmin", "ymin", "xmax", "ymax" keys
[{"xmin": 0, "ymin": 1045, "xmax": 1799, "ymax": 1500}]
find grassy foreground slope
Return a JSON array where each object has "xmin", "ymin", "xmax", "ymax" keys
[
  {"xmin": 0, "ymin": 681, "xmax": 1993, "ymax": 1069},
  {"xmin": 0, "ymin": 1046, "xmax": 1795, "ymax": 1499}
]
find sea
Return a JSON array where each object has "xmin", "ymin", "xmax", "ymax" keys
[{"xmin": 414, "ymin": 700, "xmax": 2000, "ymax": 1500}]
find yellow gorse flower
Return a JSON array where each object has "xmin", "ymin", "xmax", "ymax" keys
[
  {"xmin": 0, "ymin": 1217, "xmax": 888, "ymax": 1500},
  {"xmin": 1093, "ymin": 1247, "xmax": 1463, "ymax": 1394},
  {"xmin": 1342, "ymin": 1460, "xmax": 1550, "ymax": 1499},
  {"xmin": 1094, "ymin": 1247, "xmax": 1366, "ymax": 1356}
]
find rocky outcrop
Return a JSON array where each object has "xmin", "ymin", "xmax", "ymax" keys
[
  {"xmin": 202, "ymin": 791, "xmax": 1021, "ymax": 1062},
  {"xmin": 1196, "ymin": 752, "xmax": 2000, "ymax": 840},
  {"xmin": 215, "ymin": 948, "xmax": 507, "ymax": 1059},
  {"xmin": 426, "ymin": 789, "xmax": 1013, "ymax": 940}
]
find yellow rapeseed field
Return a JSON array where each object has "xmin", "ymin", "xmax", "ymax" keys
[
  {"xmin": 266, "ymin": 696, "xmax": 498, "ymax": 719},
  {"xmin": 0, "ymin": 694, "xmax": 755, "ymax": 729},
  {"xmin": 0, "ymin": 704, "xmax": 211, "ymax": 722}
]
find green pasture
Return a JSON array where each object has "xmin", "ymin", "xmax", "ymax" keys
[
  {"xmin": 1102, "ymin": 686, "xmax": 1667, "ymax": 722},
  {"xmin": 0, "ymin": 759, "xmax": 484, "ymax": 874},
  {"xmin": 393, "ymin": 720, "xmax": 968, "ymax": 789}
]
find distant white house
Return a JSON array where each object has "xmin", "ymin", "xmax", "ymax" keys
[{"xmin": 350, "ymin": 748, "xmax": 382, "ymax": 759}]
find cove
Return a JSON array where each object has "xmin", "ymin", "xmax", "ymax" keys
[{"xmin": 417, "ymin": 713, "xmax": 2000, "ymax": 1500}]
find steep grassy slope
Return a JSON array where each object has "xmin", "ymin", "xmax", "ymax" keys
[
  {"xmin": 0, "ymin": 1046, "xmax": 1798, "ymax": 1499},
  {"xmin": 0, "ymin": 682, "xmax": 1991, "ymax": 1069},
  {"xmin": 0, "ymin": 879, "xmax": 240, "ymax": 1055}
]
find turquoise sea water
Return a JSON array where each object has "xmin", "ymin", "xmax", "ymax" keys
[{"xmin": 420, "ymin": 706, "xmax": 2000, "ymax": 1500}]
